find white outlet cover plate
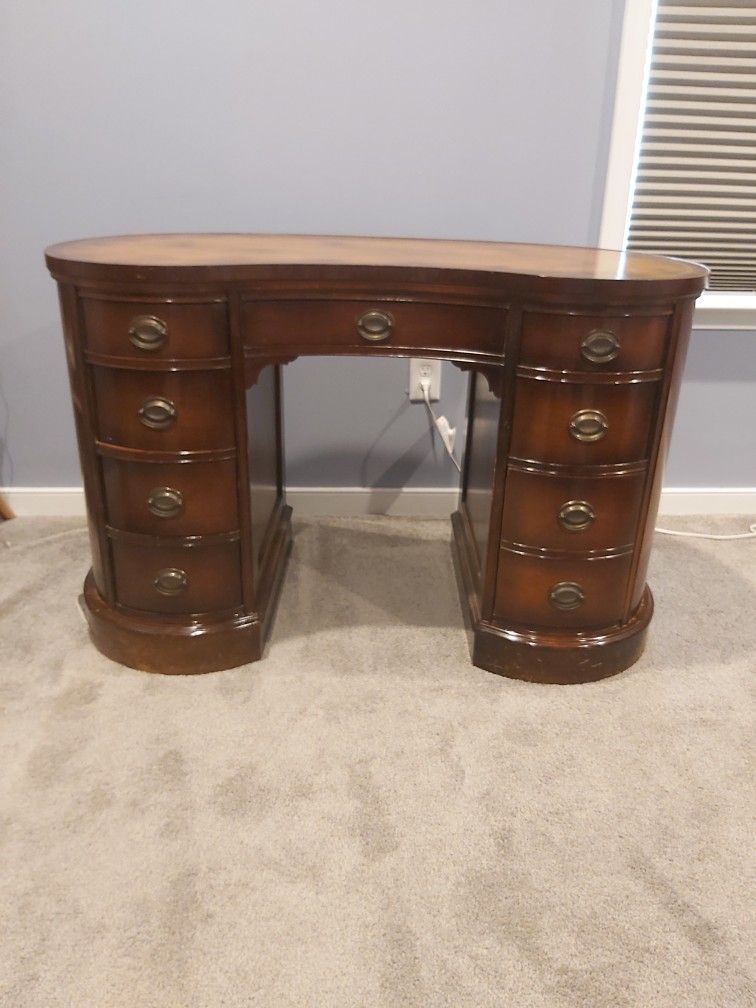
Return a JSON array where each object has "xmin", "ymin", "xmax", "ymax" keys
[{"xmin": 408, "ymin": 358, "xmax": 441, "ymax": 402}]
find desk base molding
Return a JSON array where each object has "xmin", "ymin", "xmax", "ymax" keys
[{"xmin": 471, "ymin": 606, "xmax": 652, "ymax": 685}]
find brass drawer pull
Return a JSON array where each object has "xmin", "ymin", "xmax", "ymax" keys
[
  {"xmin": 128, "ymin": 314, "xmax": 167, "ymax": 352},
  {"xmin": 147, "ymin": 486, "xmax": 184, "ymax": 519},
  {"xmin": 569, "ymin": 409, "xmax": 608, "ymax": 443},
  {"xmin": 549, "ymin": 581, "xmax": 585, "ymax": 611},
  {"xmin": 356, "ymin": 309, "xmax": 394, "ymax": 342},
  {"xmin": 153, "ymin": 568, "xmax": 188, "ymax": 596},
  {"xmin": 558, "ymin": 500, "xmax": 595, "ymax": 532},
  {"xmin": 138, "ymin": 396, "xmax": 177, "ymax": 430},
  {"xmin": 581, "ymin": 328, "xmax": 620, "ymax": 364}
]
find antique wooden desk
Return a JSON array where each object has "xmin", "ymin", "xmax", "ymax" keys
[{"xmin": 46, "ymin": 235, "xmax": 706, "ymax": 683}]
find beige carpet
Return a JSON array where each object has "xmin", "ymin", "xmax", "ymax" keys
[{"xmin": 0, "ymin": 514, "xmax": 754, "ymax": 1007}]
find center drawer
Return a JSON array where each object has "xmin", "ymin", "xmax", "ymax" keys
[
  {"xmin": 92, "ymin": 367, "xmax": 236, "ymax": 452},
  {"xmin": 243, "ymin": 299, "xmax": 505, "ymax": 355}
]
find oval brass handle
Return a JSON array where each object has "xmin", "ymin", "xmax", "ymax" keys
[
  {"xmin": 581, "ymin": 329, "xmax": 620, "ymax": 364},
  {"xmin": 356, "ymin": 309, "xmax": 394, "ymax": 342},
  {"xmin": 153, "ymin": 567, "xmax": 188, "ymax": 596},
  {"xmin": 128, "ymin": 315, "xmax": 168, "ymax": 352},
  {"xmin": 147, "ymin": 486, "xmax": 184, "ymax": 519},
  {"xmin": 138, "ymin": 396, "xmax": 177, "ymax": 430},
  {"xmin": 549, "ymin": 581, "xmax": 585, "ymax": 611},
  {"xmin": 558, "ymin": 500, "xmax": 595, "ymax": 532},
  {"xmin": 569, "ymin": 409, "xmax": 608, "ymax": 443}
]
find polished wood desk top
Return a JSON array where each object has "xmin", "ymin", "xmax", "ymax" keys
[
  {"xmin": 47, "ymin": 234, "xmax": 706, "ymax": 683},
  {"xmin": 46, "ymin": 233, "xmax": 707, "ymax": 290}
]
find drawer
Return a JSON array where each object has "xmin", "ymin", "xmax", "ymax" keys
[
  {"xmin": 81, "ymin": 297, "xmax": 229, "ymax": 360},
  {"xmin": 501, "ymin": 466, "xmax": 646, "ymax": 551},
  {"xmin": 509, "ymin": 377, "xmax": 658, "ymax": 466},
  {"xmin": 243, "ymin": 299, "xmax": 504, "ymax": 355},
  {"xmin": 494, "ymin": 548, "xmax": 634, "ymax": 629},
  {"xmin": 520, "ymin": 312, "xmax": 669, "ymax": 372},
  {"xmin": 102, "ymin": 457, "xmax": 239, "ymax": 536},
  {"xmin": 111, "ymin": 538, "xmax": 243, "ymax": 615},
  {"xmin": 92, "ymin": 367, "xmax": 236, "ymax": 452}
]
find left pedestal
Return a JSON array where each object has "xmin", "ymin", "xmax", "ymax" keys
[{"xmin": 55, "ymin": 282, "xmax": 289, "ymax": 674}]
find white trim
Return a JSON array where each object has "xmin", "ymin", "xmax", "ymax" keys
[
  {"xmin": 3, "ymin": 486, "xmax": 755, "ymax": 518},
  {"xmin": 657, "ymin": 488, "xmax": 756, "ymax": 517},
  {"xmin": 288, "ymin": 487, "xmax": 459, "ymax": 518},
  {"xmin": 598, "ymin": 1, "xmax": 756, "ymax": 330},
  {"xmin": 691, "ymin": 292, "xmax": 756, "ymax": 331},
  {"xmin": 0, "ymin": 486, "xmax": 460, "ymax": 520},
  {"xmin": 1, "ymin": 488, "xmax": 85, "ymax": 517},
  {"xmin": 599, "ymin": 0, "xmax": 657, "ymax": 250}
]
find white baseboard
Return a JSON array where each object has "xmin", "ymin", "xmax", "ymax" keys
[
  {"xmin": 2, "ymin": 485, "xmax": 755, "ymax": 518},
  {"xmin": 2, "ymin": 488, "xmax": 86, "ymax": 517},
  {"xmin": 0, "ymin": 486, "xmax": 459, "ymax": 519},
  {"xmin": 656, "ymin": 488, "xmax": 756, "ymax": 516},
  {"xmin": 288, "ymin": 487, "xmax": 459, "ymax": 517}
]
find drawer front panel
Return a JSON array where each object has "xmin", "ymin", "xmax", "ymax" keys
[
  {"xmin": 501, "ymin": 466, "xmax": 646, "ymax": 551},
  {"xmin": 92, "ymin": 368, "xmax": 236, "ymax": 452},
  {"xmin": 520, "ymin": 312, "xmax": 669, "ymax": 372},
  {"xmin": 509, "ymin": 377, "xmax": 658, "ymax": 466},
  {"xmin": 102, "ymin": 457, "xmax": 239, "ymax": 536},
  {"xmin": 494, "ymin": 549, "xmax": 634, "ymax": 629},
  {"xmin": 112, "ymin": 539, "xmax": 243, "ymax": 615},
  {"xmin": 243, "ymin": 300, "xmax": 504, "ymax": 355},
  {"xmin": 81, "ymin": 297, "xmax": 229, "ymax": 360}
]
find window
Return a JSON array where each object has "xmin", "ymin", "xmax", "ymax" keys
[{"xmin": 601, "ymin": 0, "xmax": 756, "ymax": 328}]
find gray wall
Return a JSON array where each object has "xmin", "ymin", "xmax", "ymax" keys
[
  {"xmin": 0, "ymin": 0, "xmax": 749, "ymax": 491},
  {"xmin": 666, "ymin": 331, "xmax": 756, "ymax": 488}
]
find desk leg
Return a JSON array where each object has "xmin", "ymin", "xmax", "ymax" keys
[
  {"xmin": 452, "ymin": 367, "xmax": 507, "ymax": 666},
  {"xmin": 243, "ymin": 362, "xmax": 292, "ymax": 651},
  {"xmin": 80, "ymin": 349, "xmax": 291, "ymax": 676}
]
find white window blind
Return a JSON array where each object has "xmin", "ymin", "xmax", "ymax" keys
[{"xmin": 627, "ymin": 0, "xmax": 756, "ymax": 292}]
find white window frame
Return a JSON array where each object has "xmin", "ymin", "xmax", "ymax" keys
[{"xmin": 599, "ymin": 0, "xmax": 756, "ymax": 330}]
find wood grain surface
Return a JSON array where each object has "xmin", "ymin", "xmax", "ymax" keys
[{"xmin": 46, "ymin": 233, "xmax": 708, "ymax": 283}]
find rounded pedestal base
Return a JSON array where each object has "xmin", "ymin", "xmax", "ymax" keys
[
  {"xmin": 81, "ymin": 572, "xmax": 264, "ymax": 675},
  {"xmin": 472, "ymin": 588, "xmax": 654, "ymax": 685}
]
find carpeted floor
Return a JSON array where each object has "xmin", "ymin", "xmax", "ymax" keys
[{"xmin": 0, "ymin": 514, "xmax": 753, "ymax": 1007}]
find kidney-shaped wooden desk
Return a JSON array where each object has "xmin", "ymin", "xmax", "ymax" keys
[{"xmin": 46, "ymin": 235, "xmax": 707, "ymax": 683}]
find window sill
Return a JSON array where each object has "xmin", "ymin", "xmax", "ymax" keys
[{"xmin": 693, "ymin": 293, "xmax": 756, "ymax": 332}]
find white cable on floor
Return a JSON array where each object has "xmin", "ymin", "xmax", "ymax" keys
[
  {"xmin": 420, "ymin": 379, "xmax": 461, "ymax": 472},
  {"xmin": 654, "ymin": 522, "xmax": 756, "ymax": 541}
]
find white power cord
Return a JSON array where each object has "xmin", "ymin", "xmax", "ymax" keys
[
  {"xmin": 654, "ymin": 522, "xmax": 756, "ymax": 541},
  {"xmin": 419, "ymin": 378, "xmax": 461, "ymax": 472}
]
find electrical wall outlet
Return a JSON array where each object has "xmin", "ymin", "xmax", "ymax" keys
[{"xmin": 408, "ymin": 358, "xmax": 441, "ymax": 402}]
